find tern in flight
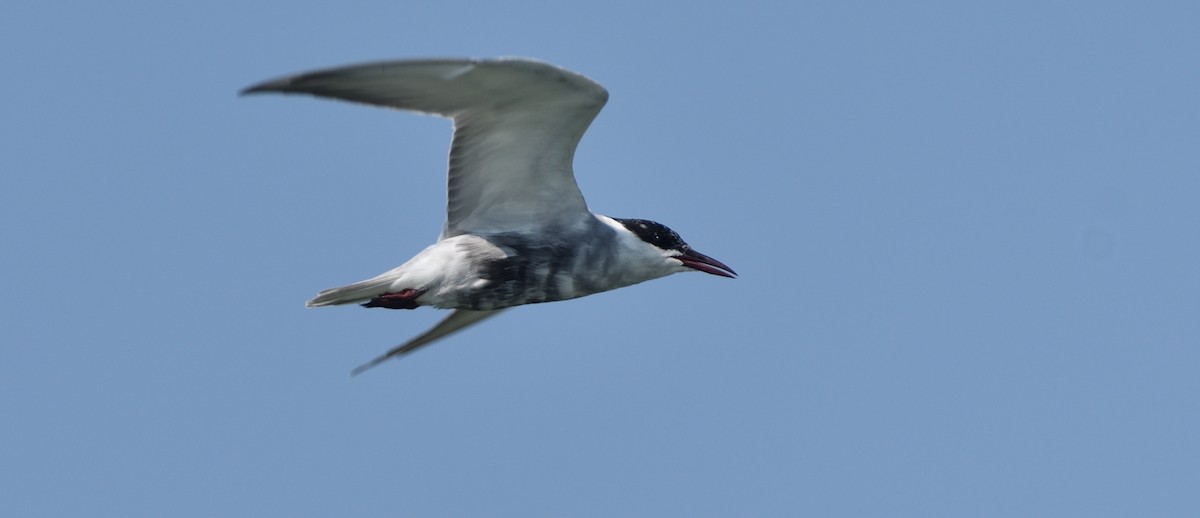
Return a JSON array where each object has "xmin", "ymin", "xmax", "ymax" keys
[{"xmin": 242, "ymin": 58, "xmax": 736, "ymax": 374}]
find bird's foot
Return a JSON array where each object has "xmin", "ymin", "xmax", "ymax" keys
[{"xmin": 361, "ymin": 288, "xmax": 426, "ymax": 310}]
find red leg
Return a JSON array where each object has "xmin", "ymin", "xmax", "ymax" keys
[{"xmin": 361, "ymin": 288, "xmax": 426, "ymax": 309}]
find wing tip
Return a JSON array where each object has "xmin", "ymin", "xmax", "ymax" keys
[
  {"xmin": 239, "ymin": 78, "xmax": 293, "ymax": 96},
  {"xmin": 239, "ymin": 57, "xmax": 608, "ymax": 102},
  {"xmin": 347, "ymin": 309, "xmax": 507, "ymax": 377},
  {"xmin": 350, "ymin": 355, "xmax": 390, "ymax": 377}
]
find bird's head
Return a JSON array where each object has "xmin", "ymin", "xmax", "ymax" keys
[{"xmin": 614, "ymin": 218, "xmax": 737, "ymax": 279}]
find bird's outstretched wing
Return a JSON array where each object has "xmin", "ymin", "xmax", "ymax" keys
[
  {"xmin": 241, "ymin": 58, "xmax": 608, "ymax": 237},
  {"xmin": 350, "ymin": 309, "xmax": 506, "ymax": 376}
]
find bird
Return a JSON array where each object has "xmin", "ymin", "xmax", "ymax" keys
[{"xmin": 242, "ymin": 58, "xmax": 736, "ymax": 375}]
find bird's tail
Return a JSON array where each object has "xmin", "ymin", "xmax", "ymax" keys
[{"xmin": 306, "ymin": 273, "xmax": 401, "ymax": 307}]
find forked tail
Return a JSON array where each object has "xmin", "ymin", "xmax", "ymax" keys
[{"xmin": 306, "ymin": 275, "xmax": 398, "ymax": 307}]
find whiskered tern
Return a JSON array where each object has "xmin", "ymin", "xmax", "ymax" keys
[{"xmin": 242, "ymin": 58, "xmax": 736, "ymax": 375}]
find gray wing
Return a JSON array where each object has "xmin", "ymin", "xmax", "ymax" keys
[
  {"xmin": 350, "ymin": 309, "xmax": 506, "ymax": 376},
  {"xmin": 242, "ymin": 58, "xmax": 608, "ymax": 237}
]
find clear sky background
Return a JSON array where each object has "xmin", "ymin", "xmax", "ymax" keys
[{"xmin": 3, "ymin": 1, "xmax": 1198, "ymax": 516}]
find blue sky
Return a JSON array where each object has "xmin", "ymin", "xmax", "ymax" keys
[{"xmin": 3, "ymin": 1, "xmax": 1198, "ymax": 516}]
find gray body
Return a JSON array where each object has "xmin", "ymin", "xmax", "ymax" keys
[{"xmin": 449, "ymin": 221, "xmax": 622, "ymax": 310}]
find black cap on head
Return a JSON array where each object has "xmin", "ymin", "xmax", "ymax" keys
[
  {"xmin": 614, "ymin": 218, "xmax": 737, "ymax": 278},
  {"xmin": 615, "ymin": 218, "xmax": 690, "ymax": 252}
]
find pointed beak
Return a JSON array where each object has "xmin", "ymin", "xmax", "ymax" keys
[{"xmin": 678, "ymin": 250, "xmax": 737, "ymax": 278}]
